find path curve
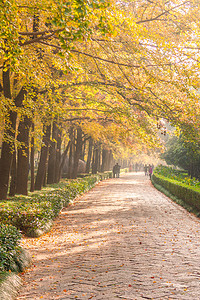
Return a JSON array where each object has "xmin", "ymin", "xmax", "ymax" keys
[{"xmin": 17, "ymin": 172, "xmax": 200, "ymax": 300}]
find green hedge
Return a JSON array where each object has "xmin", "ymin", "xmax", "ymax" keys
[
  {"xmin": 0, "ymin": 224, "xmax": 30, "ymax": 273},
  {"xmin": 0, "ymin": 174, "xmax": 103, "ymax": 237},
  {"xmin": 152, "ymin": 173, "xmax": 200, "ymax": 211}
]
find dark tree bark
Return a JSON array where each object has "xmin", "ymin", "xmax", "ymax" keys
[
  {"xmin": 108, "ymin": 150, "xmax": 113, "ymax": 171},
  {"xmin": 67, "ymin": 128, "xmax": 74, "ymax": 179},
  {"xmin": 16, "ymin": 116, "xmax": 32, "ymax": 195},
  {"xmin": 47, "ymin": 122, "xmax": 58, "ymax": 184},
  {"xmin": 0, "ymin": 119, "xmax": 16, "ymax": 199},
  {"xmin": 9, "ymin": 150, "xmax": 17, "ymax": 197},
  {"xmin": 72, "ymin": 127, "xmax": 82, "ymax": 179},
  {"xmin": 92, "ymin": 147, "xmax": 95, "ymax": 174},
  {"xmin": 59, "ymin": 140, "xmax": 71, "ymax": 180},
  {"xmin": 35, "ymin": 124, "xmax": 51, "ymax": 190},
  {"xmin": 0, "ymin": 68, "xmax": 26, "ymax": 199},
  {"xmin": 68, "ymin": 143, "xmax": 73, "ymax": 179},
  {"xmin": 97, "ymin": 143, "xmax": 101, "ymax": 172},
  {"xmin": 80, "ymin": 141, "xmax": 85, "ymax": 161},
  {"xmin": 29, "ymin": 14, "xmax": 39, "ymax": 192},
  {"xmin": 55, "ymin": 127, "xmax": 62, "ymax": 183},
  {"xmin": 30, "ymin": 123, "xmax": 35, "ymax": 192},
  {"xmin": 101, "ymin": 148, "xmax": 110, "ymax": 172},
  {"xmin": 86, "ymin": 138, "xmax": 93, "ymax": 173},
  {"xmin": 43, "ymin": 163, "xmax": 47, "ymax": 187},
  {"xmin": 92, "ymin": 143, "xmax": 99, "ymax": 174}
]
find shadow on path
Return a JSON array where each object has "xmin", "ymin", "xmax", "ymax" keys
[{"xmin": 17, "ymin": 172, "xmax": 200, "ymax": 300}]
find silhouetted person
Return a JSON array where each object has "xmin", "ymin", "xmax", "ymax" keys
[
  {"xmin": 144, "ymin": 164, "xmax": 148, "ymax": 176},
  {"xmin": 149, "ymin": 165, "xmax": 153, "ymax": 179},
  {"xmin": 113, "ymin": 163, "xmax": 121, "ymax": 178}
]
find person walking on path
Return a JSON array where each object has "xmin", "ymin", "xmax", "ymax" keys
[
  {"xmin": 113, "ymin": 162, "xmax": 120, "ymax": 178},
  {"xmin": 149, "ymin": 164, "xmax": 153, "ymax": 179},
  {"xmin": 144, "ymin": 164, "xmax": 148, "ymax": 176}
]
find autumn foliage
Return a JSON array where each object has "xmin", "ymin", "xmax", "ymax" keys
[{"xmin": 0, "ymin": 0, "xmax": 200, "ymax": 199}]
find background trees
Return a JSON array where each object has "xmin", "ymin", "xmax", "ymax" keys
[
  {"xmin": 0, "ymin": 0, "xmax": 200, "ymax": 199},
  {"xmin": 161, "ymin": 135, "xmax": 200, "ymax": 179}
]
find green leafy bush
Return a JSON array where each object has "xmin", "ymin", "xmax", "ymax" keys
[
  {"xmin": 0, "ymin": 174, "xmax": 101, "ymax": 237},
  {"xmin": 154, "ymin": 165, "xmax": 200, "ymax": 187},
  {"xmin": 0, "ymin": 224, "xmax": 23, "ymax": 272},
  {"xmin": 152, "ymin": 166, "xmax": 200, "ymax": 212}
]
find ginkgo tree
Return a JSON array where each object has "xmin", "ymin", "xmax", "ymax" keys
[
  {"xmin": 0, "ymin": 0, "xmax": 115, "ymax": 199},
  {"xmin": 0, "ymin": 0, "xmax": 200, "ymax": 200}
]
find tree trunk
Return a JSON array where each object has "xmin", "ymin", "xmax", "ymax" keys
[
  {"xmin": 43, "ymin": 164, "xmax": 47, "ymax": 187},
  {"xmin": 101, "ymin": 148, "xmax": 110, "ymax": 172},
  {"xmin": 35, "ymin": 124, "xmax": 51, "ymax": 190},
  {"xmin": 67, "ymin": 127, "xmax": 74, "ymax": 179},
  {"xmin": 97, "ymin": 143, "xmax": 101, "ymax": 172},
  {"xmin": 47, "ymin": 122, "xmax": 58, "ymax": 184},
  {"xmin": 30, "ymin": 123, "xmax": 35, "ymax": 192},
  {"xmin": 55, "ymin": 128, "xmax": 62, "ymax": 183},
  {"xmin": 108, "ymin": 150, "xmax": 113, "ymax": 171},
  {"xmin": 68, "ymin": 143, "xmax": 73, "ymax": 179},
  {"xmin": 86, "ymin": 138, "xmax": 93, "ymax": 173},
  {"xmin": 16, "ymin": 116, "xmax": 31, "ymax": 195},
  {"xmin": 59, "ymin": 140, "xmax": 71, "ymax": 180},
  {"xmin": 0, "ymin": 126, "xmax": 15, "ymax": 199},
  {"xmin": 0, "ymin": 69, "xmax": 26, "ymax": 199},
  {"xmin": 80, "ymin": 141, "xmax": 85, "ymax": 161},
  {"xmin": 72, "ymin": 127, "xmax": 82, "ymax": 179},
  {"xmin": 92, "ymin": 147, "xmax": 95, "ymax": 174},
  {"xmin": 9, "ymin": 149, "xmax": 17, "ymax": 197},
  {"xmin": 92, "ymin": 143, "xmax": 98, "ymax": 174}
]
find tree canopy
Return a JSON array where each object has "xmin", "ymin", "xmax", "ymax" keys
[{"xmin": 0, "ymin": 0, "xmax": 200, "ymax": 199}]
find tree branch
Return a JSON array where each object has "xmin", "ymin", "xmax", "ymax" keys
[
  {"xmin": 19, "ymin": 29, "xmax": 62, "ymax": 46},
  {"xmin": 136, "ymin": 1, "xmax": 190, "ymax": 24},
  {"xmin": 18, "ymin": 29, "xmax": 62, "ymax": 36}
]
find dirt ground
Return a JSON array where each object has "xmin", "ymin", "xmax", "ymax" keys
[{"xmin": 16, "ymin": 172, "xmax": 200, "ymax": 300}]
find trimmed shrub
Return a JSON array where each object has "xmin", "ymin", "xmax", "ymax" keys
[
  {"xmin": 152, "ymin": 172, "xmax": 200, "ymax": 211},
  {"xmin": 0, "ymin": 175, "xmax": 101, "ymax": 237},
  {"xmin": 0, "ymin": 224, "xmax": 25, "ymax": 273}
]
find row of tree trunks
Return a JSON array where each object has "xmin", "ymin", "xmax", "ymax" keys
[
  {"xmin": 90, "ymin": 144, "xmax": 114, "ymax": 174},
  {"xmin": 9, "ymin": 150, "xmax": 17, "ymax": 197},
  {"xmin": 0, "ymin": 108, "xmax": 115, "ymax": 199},
  {"xmin": 35, "ymin": 124, "xmax": 51, "ymax": 190},
  {"xmin": 0, "ymin": 69, "xmax": 26, "ymax": 200},
  {"xmin": 72, "ymin": 127, "xmax": 83, "ymax": 179},
  {"xmin": 92, "ymin": 142, "xmax": 99, "ymax": 174},
  {"xmin": 55, "ymin": 129, "xmax": 62, "ymax": 183},
  {"xmin": 30, "ymin": 123, "xmax": 35, "ymax": 192},
  {"xmin": 101, "ymin": 148, "xmax": 113, "ymax": 172},
  {"xmin": 86, "ymin": 138, "xmax": 93, "ymax": 173},
  {"xmin": 47, "ymin": 122, "xmax": 58, "ymax": 184},
  {"xmin": 16, "ymin": 116, "xmax": 32, "ymax": 195},
  {"xmin": 59, "ymin": 140, "xmax": 71, "ymax": 178},
  {"xmin": 67, "ymin": 127, "xmax": 74, "ymax": 179},
  {"xmin": 188, "ymin": 161, "xmax": 200, "ymax": 180}
]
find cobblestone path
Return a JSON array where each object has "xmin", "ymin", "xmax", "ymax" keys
[{"xmin": 17, "ymin": 173, "xmax": 200, "ymax": 300}]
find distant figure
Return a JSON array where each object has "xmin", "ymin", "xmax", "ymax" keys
[
  {"xmin": 149, "ymin": 165, "xmax": 153, "ymax": 179},
  {"xmin": 144, "ymin": 164, "xmax": 148, "ymax": 176},
  {"xmin": 113, "ymin": 163, "xmax": 121, "ymax": 178}
]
